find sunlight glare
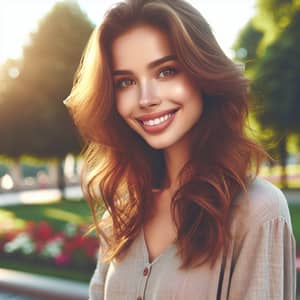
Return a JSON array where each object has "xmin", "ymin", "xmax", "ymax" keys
[
  {"xmin": 0, "ymin": 1, "xmax": 57, "ymax": 64},
  {"xmin": 1, "ymin": 174, "xmax": 14, "ymax": 190},
  {"xmin": 8, "ymin": 67, "xmax": 20, "ymax": 79},
  {"xmin": 0, "ymin": 0, "xmax": 256, "ymax": 64}
]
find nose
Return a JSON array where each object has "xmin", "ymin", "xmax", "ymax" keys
[{"xmin": 138, "ymin": 79, "xmax": 161, "ymax": 108}]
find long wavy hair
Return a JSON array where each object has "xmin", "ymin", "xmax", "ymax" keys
[{"xmin": 65, "ymin": 0, "xmax": 266, "ymax": 269}]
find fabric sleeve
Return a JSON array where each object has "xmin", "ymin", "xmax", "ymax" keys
[
  {"xmin": 228, "ymin": 217, "xmax": 296, "ymax": 300},
  {"xmin": 88, "ymin": 246, "xmax": 109, "ymax": 300},
  {"xmin": 89, "ymin": 210, "xmax": 111, "ymax": 300}
]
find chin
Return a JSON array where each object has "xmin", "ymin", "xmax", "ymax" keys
[
  {"xmin": 144, "ymin": 138, "xmax": 174, "ymax": 150},
  {"xmin": 148, "ymin": 144, "xmax": 166, "ymax": 150}
]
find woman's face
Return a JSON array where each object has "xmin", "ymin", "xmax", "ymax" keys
[{"xmin": 112, "ymin": 24, "xmax": 203, "ymax": 150}]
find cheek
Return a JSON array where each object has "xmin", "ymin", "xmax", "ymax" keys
[
  {"xmin": 170, "ymin": 84, "xmax": 188, "ymax": 100},
  {"xmin": 168, "ymin": 77, "xmax": 203, "ymax": 109},
  {"xmin": 116, "ymin": 98, "xmax": 125, "ymax": 118},
  {"xmin": 115, "ymin": 92, "xmax": 134, "ymax": 119}
]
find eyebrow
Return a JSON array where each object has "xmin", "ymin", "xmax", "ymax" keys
[{"xmin": 112, "ymin": 54, "xmax": 177, "ymax": 76}]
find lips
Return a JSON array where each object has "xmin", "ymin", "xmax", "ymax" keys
[
  {"xmin": 136, "ymin": 108, "xmax": 179, "ymax": 134},
  {"xmin": 136, "ymin": 108, "xmax": 179, "ymax": 122}
]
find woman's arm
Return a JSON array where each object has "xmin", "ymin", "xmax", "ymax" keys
[
  {"xmin": 89, "ymin": 245, "xmax": 109, "ymax": 300},
  {"xmin": 89, "ymin": 210, "xmax": 111, "ymax": 300},
  {"xmin": 228, "ymin": 216, "xmax": 296, "ymax": 300}
]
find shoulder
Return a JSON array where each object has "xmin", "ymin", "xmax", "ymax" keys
[
  {"xmin": 245, "ymin": 177, "xmax": 290, "ymax": 222},
  {"xmin": 230, "ymin": 177, "xmax": 292, "ymax": 234}
]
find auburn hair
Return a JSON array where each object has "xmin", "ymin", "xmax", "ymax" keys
[{"xmin": 65, "ymin": 0, "xmax": 266, "ymax": 269}]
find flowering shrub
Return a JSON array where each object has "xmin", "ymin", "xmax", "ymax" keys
[{"xmin": 0, "ymin": 221, "xmax": 99, "ymax": 269}]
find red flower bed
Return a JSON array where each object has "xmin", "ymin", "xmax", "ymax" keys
[{"xmin": 0, "ymin": 220, "xmax": 99, "ymax": 269}]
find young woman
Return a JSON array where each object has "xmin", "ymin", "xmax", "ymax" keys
[{"xmin": 65, "ymin": 0, "xmax": 296, "ymax": 299}]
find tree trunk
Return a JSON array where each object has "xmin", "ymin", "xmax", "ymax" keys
[
  {"xmin": 48, "ymin": 162, "xmax": 58, "ymax": 188},
  {"xmin": 10, "ymin": 159, "xmax": 23, "ymax": 191},
  {"xmin": 267, "ymin": 158, "xmax": 275, "ymax": 176},
  {"xmin": 57, "ymin": 158, "xmax": 66, "ymax": 200},
  {"xmin": 278, "ymin": 135, "xmax": 288, "ymax": 189}
]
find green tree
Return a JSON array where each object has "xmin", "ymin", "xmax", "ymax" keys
[
  {"xmin": 234, "ymin": 0, "xmax": 300, "ymax": 187},
  {"xmin": 253, "ymin": 10, "xmax": 300, "ymax": 186},
  {"xmin": 233, "ymin": 20, "xmax": 264, "ymax": 76},
  {"xmin": 0, "ymin": 1, "xmax": 94, "ymax": 195}
]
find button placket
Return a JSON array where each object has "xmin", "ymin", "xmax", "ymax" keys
[
  {"xmin": 143, "ymin": 267, "xmax": 149, "ymax": 276},
  {"xmin": 137, "ymin": 263, "xmax": 152, "ymax": 300}
]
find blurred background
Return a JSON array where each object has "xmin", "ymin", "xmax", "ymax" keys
[{"xmin": 0, "ymin": 0, "xmax": 299, "ymax": 299}]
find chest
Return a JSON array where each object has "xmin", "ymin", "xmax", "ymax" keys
[
  {"xmin": 143, "ymin": 213, "xmax": 177, "ymax": 263},
  {"xmin": 143, "ymin": 192, "xmax": 177, "ymax": 263},
  {"xmin": 103, "ymin": 231, "xmax": 223, "ymax": 300}
]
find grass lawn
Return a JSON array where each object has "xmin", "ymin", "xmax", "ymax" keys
[
  {"xmin": 0, "ymin": 199, "xmax": 93, "ymax": 231},
  {"xmin": 289, "ymin": 204, "xmax": 300, "ymax": 298},
  {"xmin": 289, "ymin": 203, "xmax": 300, "ymax": 252}
]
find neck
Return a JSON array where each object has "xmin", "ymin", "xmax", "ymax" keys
[{"xmin": 163, "ymin": 136, "xmax": 191, "ymax": 190}]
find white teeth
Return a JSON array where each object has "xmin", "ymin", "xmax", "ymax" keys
[{"xmin": 142, "ymin": 112, "xmax": 173, "ymax": 126}]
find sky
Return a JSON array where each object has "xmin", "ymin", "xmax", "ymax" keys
[{"xmin": 0, "ymin": 0, "xmax": 256, "ymax": 64}]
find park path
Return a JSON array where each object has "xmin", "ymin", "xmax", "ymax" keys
[
  {"xmin": 0, "ymin": 185, "xmax": 299, "ymax": 207},
  {"xmin": 283, "ymin": 189, "xmax": 300, "ymax": 203},
  {"xmin": 0, "ymin": 185, "xmax": 83, "ymax": 206},
  {"xmin": 0, "ymin": 291, "xmax": 42, "ymax": 300},
  {"xmin": 0, "ymin": 268, "xmax": 88, "ymax": 300}
]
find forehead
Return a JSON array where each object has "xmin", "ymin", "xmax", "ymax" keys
[{"xmin": 111, "ymin": 24, "xmax": 173, "ymax": 69}]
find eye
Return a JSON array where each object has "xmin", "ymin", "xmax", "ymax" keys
[
  {"xmin": 158, "ymin": 67, "xmax": 177, "ymax": 78},
  {"xmin": 115, "ymin": 78, "xmax": 136, "ymax": 89}
]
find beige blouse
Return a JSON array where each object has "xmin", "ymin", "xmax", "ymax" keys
[{"xmin": 89, "ymin": 178, "xmax": 296, "ymax": 300}]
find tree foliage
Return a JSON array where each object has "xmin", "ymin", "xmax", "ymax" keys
[
  {"xmin": 254, "ymin": 10, "xmax": 300, "ymax": 134},
  {"xmin": 233, "ymin": 20, "xmax": 264, "ymax": 75},
  {"xmin": 0, "ymin": 1, "xmax": 94, "ymax": 160},
  {"xmin": 234, "ymin": 0, "xmax": 300, "ymax": 187}
]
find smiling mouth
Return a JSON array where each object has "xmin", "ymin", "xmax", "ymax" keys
[
  {"xmin": 137, "ymin": 109, "xmax": 178, "ymax": 134},
  {"xmin": 137, "ymin": 108, "xmax": 178, "ymax": 125},
  {"xmin": 141, "ymin": 112, "xmax": 174, "ymax": 126}
]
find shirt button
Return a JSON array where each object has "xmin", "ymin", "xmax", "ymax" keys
[
  {"xmin": 143, "ymin": 267, "xmax": 149, "ymax": 276},
  {"xmin": 137, "ymin": 297, "xmax": 143, "ymax": 300}
]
